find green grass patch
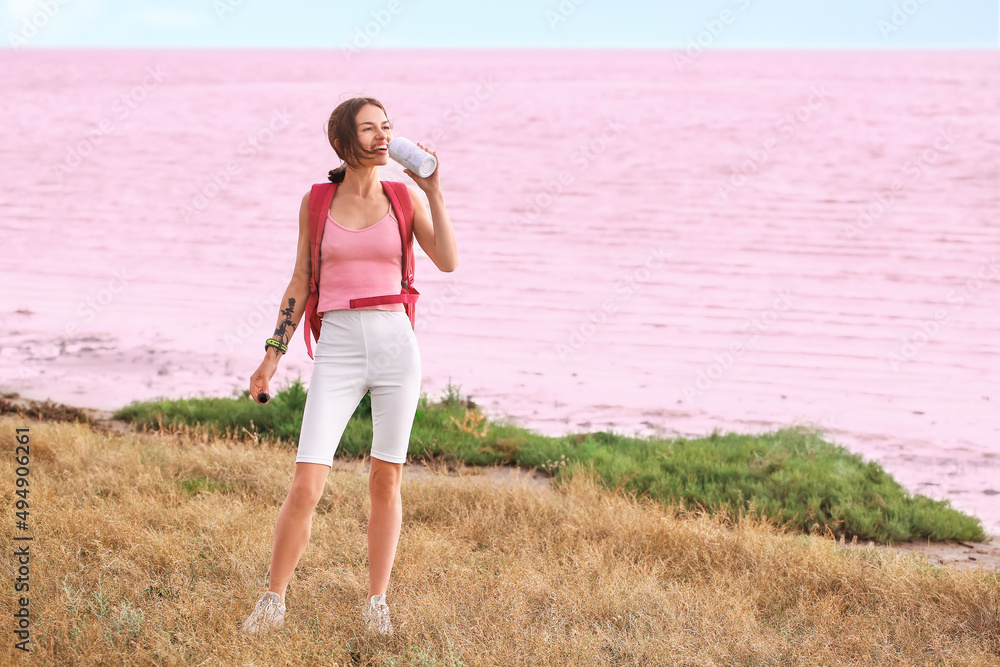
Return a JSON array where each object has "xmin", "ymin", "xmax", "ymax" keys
[
  {"xmin": 177, "ymin": 476, "xmax": 230, "ymax": 496},
  {"xmin": 114, "ymin": 380, "xmax": 986, "ymax": 544}
]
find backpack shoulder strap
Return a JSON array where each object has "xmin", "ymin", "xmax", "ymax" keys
[
  {"xmin": 382, "ymin": 181, "xmax": 415, "ymax": 287},
  {"xmin": 308, "ymin": 182, "xmax": 337, "ymax": 276},
  {"xmin": 303, "ymin": 182, "xmax": 337, "ymax": 359}
]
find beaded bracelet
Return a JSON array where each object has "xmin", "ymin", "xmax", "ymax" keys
[{"xmin": 265, "ymin": 338, "xmax": 287, "ymax": 355}]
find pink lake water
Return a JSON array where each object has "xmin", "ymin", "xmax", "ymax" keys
[{"xmin": 1, "ymin": 49, "xmax": 998, "ymax": 534}]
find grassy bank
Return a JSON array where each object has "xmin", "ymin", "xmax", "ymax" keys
[
  {"xmin": 2, "ymin": 415, "xmax": 999, "ymax": 665},
  {"xmin": 113, "ymin": 380, "xmax": 986, "ymax": 545}
]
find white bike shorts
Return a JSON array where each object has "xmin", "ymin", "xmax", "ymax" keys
[{"xmin": 295, "ymin": 308, "xmax": 421, "ymax": 466}]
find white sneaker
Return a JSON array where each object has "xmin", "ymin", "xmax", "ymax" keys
[
  {"xmin": 361, "ymin": 593, "xmax": 394, "ymax": 635},
  {"xmin": 241, "ymin": 591, "xmax": 286, "ymax": 634}
]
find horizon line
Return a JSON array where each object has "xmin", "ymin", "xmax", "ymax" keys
[{"xmin": 3, "ymin": 44, "xmax": 997, "ymax": 52}]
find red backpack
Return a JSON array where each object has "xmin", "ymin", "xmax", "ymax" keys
[{"xmin": 302, "ymin": 180, "xmax": 420, "ymax": 359}]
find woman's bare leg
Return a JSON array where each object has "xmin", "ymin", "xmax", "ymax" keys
[
  {"xmin": 367, "ymin": 457, "xmax": 403, "ymax": 598},
  {"xmin": 267, "ymin": 462, "xmax": 331, "ymax": 604}
]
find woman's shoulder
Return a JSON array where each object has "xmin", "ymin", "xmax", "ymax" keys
[{"xmin": 401, "ymin": 184, "xmax": 421, "ymax": 202}]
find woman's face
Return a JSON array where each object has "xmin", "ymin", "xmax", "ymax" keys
[{"xmin": 355, "ymin": 104, "xmax": 392, "ymax": 166}]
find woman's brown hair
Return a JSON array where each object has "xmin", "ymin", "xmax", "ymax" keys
[{"xmin": 326, "ymin": 97, "xmax": 390, "ymax": 183}]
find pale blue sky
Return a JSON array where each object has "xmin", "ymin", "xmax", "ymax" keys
[{"xmin": 3, "ymin": 0, "xmax": 997, "ymax": 49}]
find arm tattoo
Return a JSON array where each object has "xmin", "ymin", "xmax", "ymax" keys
[{"xmin": 272, "ymin": 298, "xmax": 296, "ymax": 345}]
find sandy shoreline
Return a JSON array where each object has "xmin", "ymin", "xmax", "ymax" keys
[
  {"xmin": 4, "ymin": 323, "xmax": 999, "ymax": 541},
  {"xmin": 3, "ymin": 301, "xmax": 998, "ymax": 540},
  {"xmin": 2, "ymin": 392, "xmax": 997, "ymax": 573}
]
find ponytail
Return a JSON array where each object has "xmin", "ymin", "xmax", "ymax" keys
[{"xmin": 328, "ymin": 164, "xmax": 346, "ymax": 183}]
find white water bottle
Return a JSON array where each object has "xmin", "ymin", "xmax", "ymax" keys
[{"xmin": 388, "ymin": 137, "xmax": 437, "ymax": 178}]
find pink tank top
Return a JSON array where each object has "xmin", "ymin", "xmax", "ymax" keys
[{"xmin": 316, "ymin": 206, "xmax": 405, "ymax": 314}]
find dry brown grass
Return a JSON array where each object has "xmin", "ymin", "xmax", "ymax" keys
[{"xmin": 1, "ymin": 414, "xmax": 998, "ymax": 666}]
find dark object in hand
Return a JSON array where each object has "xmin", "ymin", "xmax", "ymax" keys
[{"xmin": 257, "ymin": 392, "xmax": 270, "ymax": 404}]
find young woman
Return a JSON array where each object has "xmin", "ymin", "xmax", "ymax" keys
[{"xmin": 240, "ymin": 97, "xmax": 458, "ymax": 635}]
